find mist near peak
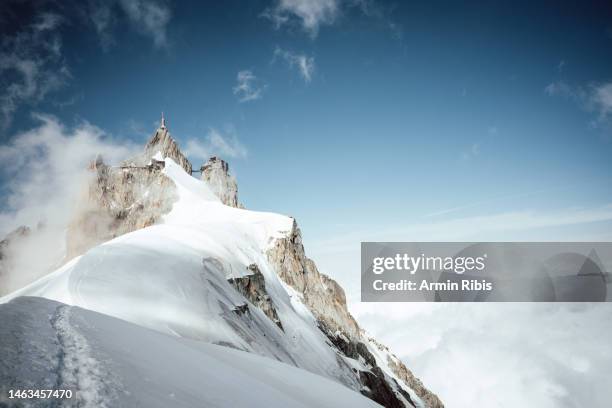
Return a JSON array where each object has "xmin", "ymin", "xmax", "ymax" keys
[{"xmin": 0, "ymin": 114, "xmax": 139, "ymax": 294}]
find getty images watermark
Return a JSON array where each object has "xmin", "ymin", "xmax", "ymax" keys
[{"xmin": 361, "ymin": 243, "xmax": 612, "ymax": 302}]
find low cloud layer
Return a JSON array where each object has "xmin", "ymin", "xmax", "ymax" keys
[
  {"xmin": 354, "ymin": 302, "xmax": 612, "ymax": 408},
  {"xmin": 307, "ymin": 205, "xmax": 612, "ymax": 407},
  {"xmin": 0, "ymin": 115, "xmax": 137, "ymax": 293}
]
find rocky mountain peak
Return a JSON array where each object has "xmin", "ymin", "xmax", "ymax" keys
[
  {"xmin": 200, "ymin": 156, "xmax": 239, "ymax": 207},
  {"xmin": 144, "ymin": 125, "xmax": 192, "ymax": 174}
]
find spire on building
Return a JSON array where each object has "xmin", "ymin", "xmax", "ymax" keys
[{"xmin": 160, "ymin": 112, "xmax": 166, "ymax": 129}]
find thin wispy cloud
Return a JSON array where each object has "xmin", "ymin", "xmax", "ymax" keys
[
  {"xmin": 262, "ymin": 0, "xmax": 341, "ymax": 38},
  {"xmin": 262, "ymin": 0, "xmax": 404, "ymax": 41},
  {"xmin": 233, "ymin": 70, "xmax": 265, "ymax": 102},
  {"xmin": 0, "ymin": 12, "xmax": 69, "ymax": 131},
  {"xmin": 309, "ymin": 205, "xmax": 612, "ymax": 256},
  {"xmin": 557, "ymin": 60, "xmax": 566, "ymax": 73},
  {"xmin": 89, "ymin": 0, "xmax": 173, "ymax": 49},
  {"xmin": 184, "ymin": 128, "xmax": 248, "ymax": 163},
  {"xmin": 0, "ymin": 114, "xmax": 138, "ymax": 293},
  {"xmin": 1, "ymin": 0, "xmax": 173, "ymax": 132},
  {"xmin": 461, "ymin": 143, "xmax": 480, "ymax": 161},
  {"xmin": 273, "ymin": 47, "xmax": 315, "ymax": 83},
  {"xmin": 545, "ymin": 80, "xmax": 612, "ymax": 128}
]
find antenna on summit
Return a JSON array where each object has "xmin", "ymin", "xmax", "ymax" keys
[{"xmin": 160, "ymin": 112, "xmax": 166, "ymax": 129}]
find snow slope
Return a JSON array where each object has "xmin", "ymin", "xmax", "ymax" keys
[
  {"xmin": 0, "ymin": 296, "xmax": 381, "ymax": 408},
  {"xmin": 1, "ymin": 158, "xmax": 362, "ymax": 390}
]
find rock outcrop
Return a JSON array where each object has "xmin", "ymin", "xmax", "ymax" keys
[
  {"xmin": 67, "ymin": 124, "xmax": 244, "ymax": 260},
  {"xmin": 267, "ymin": 220, "xmax": 444, "ymax": 408},
  {"xmin": 267, "ymin": 220, "xmax": 361, "ymax": 339},
  {"xmin": 65, "ymin": 128, "xmax": 182, "ymax": 258},
  {"xmin": 200, "ymin": 157, "xmax": 239, "ymax": 207},
  {"xmin": 143, "ymin": 126, "xmax": 192, "ymax": 174},
  {"xmin": 228, "ymin": 263, "xmax": 283, "ymax": 330}
]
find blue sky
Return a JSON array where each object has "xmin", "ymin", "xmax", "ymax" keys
[{"xmin": 2, "ymin": 0, "xmax": 612, "ymax": 246}]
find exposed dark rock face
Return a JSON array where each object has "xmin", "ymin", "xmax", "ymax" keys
[
  {"xmin": 360, "ymin": 366, "xmax": 416, "ymax": 408},
  {"xmin": 232, "ymin": 303, "xmax": 250, "ymax": 316},
  {"xmin": 322, "ymin": 326, "xmax": 376, "ymax": 368},
  {"xmin": 228, "ymin": 263, "xmax": 283, "ymax": 330},
  {"xmin": 200, "ymin": 156, "xmax": 239, "ymax": 207},
  {"xmin": 267, "ymin": 219, "xmax": 444, "ymax": 408}
]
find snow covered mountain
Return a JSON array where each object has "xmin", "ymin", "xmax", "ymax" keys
[{"xmin": 0, "ymin": 122, "xmax": 443, "ymax": 408}]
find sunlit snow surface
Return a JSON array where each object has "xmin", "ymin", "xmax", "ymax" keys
[{"xmin": 0, "ymin": 297, "xmax": 381, "ymax": 408}]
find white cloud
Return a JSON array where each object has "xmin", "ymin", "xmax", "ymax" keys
[
  {"xmin": 353, "ymin": 302, "xmax": 612, "ymax": 408},
  {"xmin": 303, "ymin": 205, "xmax": 612, "ymax": 407},
  {"xmin": 263, "ymin": 0, "xmax": 341, "ymax": 37},
  {"xmin": 591, "ymin": 82, "xmax": 612, "ymax": 120},
  {"xmin": 0, "ymin": 115, "xmax": 138, "ymax": 292},
  {"xmin": 545, "ymin": 80, "xmax": 612, "ymax": 125},
  {"xmin": 89, "ymin": 0, "xmax": 172, "ymax": 49},
  {"xmin": 184, "ymin": 128, "xmax": 248, "ymax": 163},
  {"xmin": 545, "ymin": 80, "xmax": 576, "ymax": 98},
  {"xmin": 0, "ymin": 12, "xmax": 70, "ymax": 131},
  {"xmin": 233, "ymin": 70, "xmax": 265, "ymax": 102},
  {"xmin": 1, "ymin": 1, "xmax": 172, "ymax": 131},
  {"xmin": 262, "ymin": 0, "xmax": 402, "ymax": 40},
  {"xmin": 118, "ymin": 0, "xmax": 171, "ymax": 48},
  {"xmin": 273, "ymin": 47, "xmax": 315, "ymax": 82},
  {"xmin": 89, "ymin": 1, "xmax": 116, "ymax": 49}
]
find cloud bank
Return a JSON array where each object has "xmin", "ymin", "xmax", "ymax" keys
[
  {"xmin": 307, "ymin": 205, "xmax": 612, "ymax": 407},
  {"xmin": 0, "ymin": 115, "xmax": 137, "ymax": 293},
  {"xmin": 354, "ymin": 302, "xmax": 612, "ymax": 408}
]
